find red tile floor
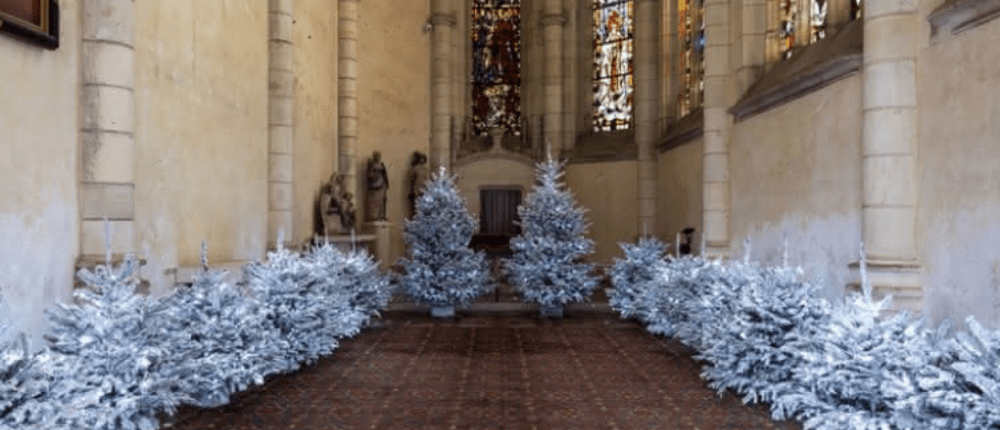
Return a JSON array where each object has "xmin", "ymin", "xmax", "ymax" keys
[{"xmin": 162, "ymin": 307, "xmax": 801, "ymax": 430}]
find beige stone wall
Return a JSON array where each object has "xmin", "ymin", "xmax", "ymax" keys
[
  {"xmin": 729, "ymin": 76, "xmax": 862, "ymax": 299},
  {"xmin": 657, "ymin": 139, "xmax": 704, "ymax": 251},
  {"xmin": 0, "ymin": 0, "xmax": 80, "ymax": 344},
  {"xmin": 454, "ymin": 157, "xmax": 535, "ymax": 223},
  {"xmin": 294, "ymin": 3, "xmax": 340, "ymax": 244},
  {"xmin": 134, "ymin": 2, "xmax": 270, "ymax": 294},
  {"xmin": 918, "ymin": 17, "xmax": 1000, "ymax": 326},
  {"xmin": 356, "ymin": 0, "xmax": 431, "ymax": 265},
  {"xmin": 565, "ymin": 161, "xmax": 639, "ymax": 265}
]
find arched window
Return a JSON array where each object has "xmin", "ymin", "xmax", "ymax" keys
[
  {"xmin": 593, "ymin": 0, "xmax": 634, "ymax": 132},
  {"xmin": 677, "ymin": 0, "xmax": 704, "ymax": 117},
  {"xmin": 471, "ymin": 0, "xmax": 521, "ymax": 136}
]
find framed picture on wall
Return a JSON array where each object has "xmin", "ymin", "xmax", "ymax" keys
[{"xmin": 0, "ymin": 0, "xmax": 59, "ymax": 49}]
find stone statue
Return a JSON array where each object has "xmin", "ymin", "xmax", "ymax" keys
[
  {"xmin": 320, "ymin": 172, "xmax": 355, "ymax": 235},
  {"xmin": 408, "ymin": 151, "xmax": 429, "ymax": 216},
  {"xmin": 366, "ymin": 151, "xmax": 389, "ymax": 221}
]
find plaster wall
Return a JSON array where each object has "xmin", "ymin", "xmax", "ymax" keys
[
  {"xmin": 454, "ymin": 156, "xmax": 535, "ymax": 223},
  {"xmin": 356, "ymin": 0, "xmax": 431, "ymax": 266},
  {"xmin": 0, "ymin": 0, "xmax": 80, "ymax": 345},
  {"xmin": 565, "ymin": 161, "xmax": 639, "ymax": 265},
  {"xmin": 294, "ymin": 3, "xmax": 339, "ymax": 244},
  {"xmin": 134, "ymin": 1, "xmax": 269, "ymax": 294},
  {"xmin": 730, "ymin": 76, "xmax": 862, "ymax": 300},
  {"xmin": 918, "ymin": 15, "xmax": 1000, "ymax": 327},
  {"xmin": 657, "ymin": 139, "xmax": 704, "ymax": 252}
]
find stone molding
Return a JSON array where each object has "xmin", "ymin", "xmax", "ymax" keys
[
  {"xmin": 540, "ymin": 13, "xmax": 568, "ymax": 27},
  {"xmin": 429, "ymin": 13, "xmax": 457, "ymax": 27},
  {"xmin": 730, "ymin": 19, "xmax": 862, "ymax": 122},
  {"xmin": 929, "ymin": 0, "xmax": 1000, "ymax": 37},
  {"xmin": 656, "ymin": 109, "xmax": 704, "ymax": 152},
  {"xmin": 847, "ymin": 258, "xmax": 924, "ymax": 313},
  {"xmin": 568, "ymin": 130, "xmax": 637, "ymax": 163}
]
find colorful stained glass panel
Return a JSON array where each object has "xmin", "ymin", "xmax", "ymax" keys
[
  {"xmin": 779, "ymin": 0, "xmax": 797, "ymax": 59},
  {"xmin": 472, "ymin": 0, "xmax": 521, "ymax": 136},
  {"xmin": 811, "ymin": 0, "xmax": 828, "ymax": 42},
  {"xmin": 593, "ymin": 0, "xmax": 634, "ymax": 132}
]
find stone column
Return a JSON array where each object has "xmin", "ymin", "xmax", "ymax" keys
[
  {"xmin": 662, "ymin": 0, "xmax": 678, "ymax": 125},
  {"xmin": 451, "ymin": 0, "xmax": 465, "ymax": 155},
  {"xmin": 542, "ymin": 0, "xmax": 565, "ymax": 156},
  {"xmin": 701, "ymin": 0, "xmax": 734, "ymax": 258},
  {"xmin": 430, "ymin": 1, "xmax": 455, "ymax": 171},
  {"xmin": 80, "ymin": 0, "xmax": 136, "ymax": 260},
  {"xmin": 269, "ymin": 0, "xmax": 294, "ymax": 247},
  {"xmin": 853, "ymin": 0, "xmax": 922, "ymax": 311},
  {"xmin": 339, "ymin": 0, "xmax": 359, "ymax": 197},
  {"xmin": 635, "ymin": 0, "xmax": 659, "ymax": 234},
  {"xmin": 738, "ymin": 0, "xmax": 767, "ymax": 94}
]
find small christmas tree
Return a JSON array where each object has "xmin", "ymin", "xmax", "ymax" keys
[
  {"xmin": 243, "ymin": 242, "xmax": 345, "ymax": 368},
  {"xmin": 308, "ymin": 243, "xmax": 393, "ymax": 328},
  {"xmin": 608, "ymin": 236, "xmax": 668, "ymax": 321},
  {"xmin": 9, "ymin": 255, "xmax": 186, "ymax": 430},
  {"xmin": 396, "ymin": 168, "xmax": 494, "ymax": 308},
  {"xmin": 504, "ymin": 158, "xmax": 598, "ymax": 308},
  {"xmin": 147, "ymin": 243, "xmax": 290, "ymax": 408}
]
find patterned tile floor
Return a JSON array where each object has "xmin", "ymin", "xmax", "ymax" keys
[{"xmin": 163, "ymin": 308, "xmax": 801, "ymax": 430}]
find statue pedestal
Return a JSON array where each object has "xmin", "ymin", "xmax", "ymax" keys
[
  {"xmin": 366, "ymin": 221, "xmax": 392, "ymax": 270},
  {"xmin": 312, "ymin": 233, "xmax": 376, "ymax": 255}
]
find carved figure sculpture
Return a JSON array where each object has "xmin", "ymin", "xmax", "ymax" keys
[
  {"xmin": 408, "ymin": 151, "xmax": 430, "ymax": 216},
  {"xmin": 320, "ymin": 173, "xmax": 356, "ymax": 235},
  {"xmin": 366, "ymin": 151, "xmax": 389, "ymax": 221}
]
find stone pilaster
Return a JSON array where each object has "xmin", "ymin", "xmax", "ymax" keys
[
  {"xmin": 635, "ymin": 0, "xmax": 658, "ymax": 233},
  {"xmin": 738, "ymin": 0, "xmax": 767, "ymax": 94},
  {"xmin": 701, "ymin": 0, "xmax": 734, "ymax": 258},
  {"xmin": 542, "ymin": 0, "xmax": 565, "ymax": 156},
  {"xmin": 269, "ymin": 0, "xmax": 295, "ymax": 247},
  {"xmin": 851, "ymin": 0, "xmax": 922, "ymax": 312},
  {"xmin": 339, "ymin": 0, "xmax": 359, "ymax": 196},
  {"xmin": 430, "ymin": 1, "xmax": 456, "ymax": 171},
  {"xmin": 662, "ymin": 0, "xmax": 678, "ymax": 125},
  {"xmin": 80, "ymin": 0, "xmax": 136, "ymax": 257}
]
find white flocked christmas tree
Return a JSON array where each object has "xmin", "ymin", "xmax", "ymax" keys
[
  {"xmin": 504, "ymin": 157, "xmax": 598, "ymax": 309},
  {"xmin": 396, "ymin": 167, "xmax": 494, "ymax": 309}
]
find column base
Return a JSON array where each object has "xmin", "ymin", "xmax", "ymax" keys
[
  {"xmin": 701, "ymin": 245, "xmax": 732, "ymax": 262},
  {"xmin": 366, "ymin": 221, "xmax": 392, "ymax": 270},
  {"xmin": 847, "ymin": 258, "xmax": 923, "ymax": 314}
]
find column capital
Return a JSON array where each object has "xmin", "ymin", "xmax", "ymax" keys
[
  {"xmin": 430, "ymin": 13, "xmax": 457, "ymax": 27},
  {"xmin": 541, "ymin": 13, "xmax": 567, "ymax": 27}
]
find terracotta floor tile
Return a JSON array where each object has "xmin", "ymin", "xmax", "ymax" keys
[{"xmin": 163, "ymin": 310, "xmax": 800, "ymax": 430}]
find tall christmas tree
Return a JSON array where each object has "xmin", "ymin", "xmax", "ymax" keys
[
  {"xmin": 504, "ymin": 157, "xmax": 598, "ymax": 308},
  {"xmin": 396, "ymin": 168, "xmax": 494, "ymax": 308}
]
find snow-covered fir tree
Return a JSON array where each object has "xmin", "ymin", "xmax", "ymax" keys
[
  {"xmin": 608, "ymin": 236, "xmax": 668, "ymax": 322},
  {"xmin": 504, "ymin": 157, "xmax": 598, "ymax": 307},
  {"xmin": 307, "ymin": 243, "xmax": 393, "ymax": 328},
  {"xmin": 146, "ymin": 245, "xmax": 290, "ymax": 409},
  {"xmin": 698, "ymin": 264, "xmax": 833, "ymax": 407},
  {"xmin": 243, "ymin": 242, "xmax": 346, "ymax": 368},
  {"xmin": 0, "ymin": 294, "xmax": 50, "ymax": 427},
  {"xmin": 6, "ymin": 255, "xmax": 185, "ymax": 430},
  {"xmin": 395, "ymin": 168, "xmax": 494, "ymax": 308}
]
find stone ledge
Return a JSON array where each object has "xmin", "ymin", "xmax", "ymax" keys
[
  {"xmin": 656, "ymin": 109, "xmax": 704, "ymax": 152},
  {"xmin": 847, "ymin": 258, "xmax": 923, "ymax": 314},
  {"xmin": 929, "ymin": 0, "xmax": 1000, "ymax": 38},
  {"xmin": 568, "ymin": 129, "xmax": 637, "ymax": 163},
  {"xmin": 731, "ymin": 18, "xmax": 862, "ymax": 122}
]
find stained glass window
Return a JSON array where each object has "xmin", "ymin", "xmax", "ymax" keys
[
  {"xmin": 779, "ymin": 0, "xmax": 797, "ymax": 59},
  {"xmin": 593, "ymin": 0, "xmax": 634, "ymax": 132},
  {"xmin": 472, "ymin": 0, "xmax": 521, "ymax": 136},
  {"xmin": 810, "ymin": 0, "xmax": 828, "ymax": 42},
  {"xmin": 677, "ymin": 0, "xmax": 704, "ymax": 117}
]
